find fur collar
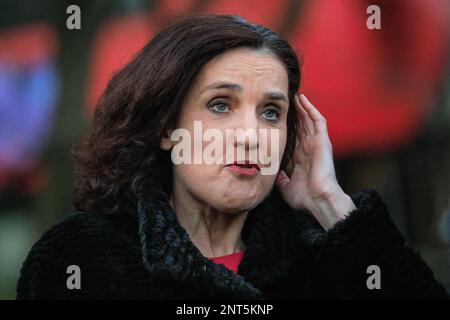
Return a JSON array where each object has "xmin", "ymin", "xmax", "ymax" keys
[{"xmin": 134, "ymin": 183, "xmax": 315, "ymax": 299}]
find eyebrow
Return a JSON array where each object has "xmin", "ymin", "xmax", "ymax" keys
[
  {"xmin": 199, "ymin": 81, "xmax": 289, "ymax": 104},
  {"xmin": 264, "ymin": 92, "xmax": 289, "ymax": 104},
  {"xmin": 201, "ymin": 81, "xmax": 242, "ymax": 93}
]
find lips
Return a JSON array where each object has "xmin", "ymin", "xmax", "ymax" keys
[
  {"xmin": 225, "ymin": 160, "xmax": 260, "ymax": 170},
  {"xmin": 224, "ymin": 160, "xmax": 260, "ymax": 176}
]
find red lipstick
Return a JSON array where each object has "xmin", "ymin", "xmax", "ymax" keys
[{"xmin": 224, "ymin": 160, "xmax": 260, "ymax": 176}]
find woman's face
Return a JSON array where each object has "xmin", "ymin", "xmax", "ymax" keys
[{"xmin": 163, "ymin": 48, "xmax": 289, "ymax": 213}]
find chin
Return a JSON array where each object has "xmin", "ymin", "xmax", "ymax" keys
[{"xmin": 213, "ymin": 189, "xmax": 265, "ymax": 213}]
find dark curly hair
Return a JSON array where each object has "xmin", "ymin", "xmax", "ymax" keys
[{"xmin": 71, "ymin": 14, "xmax": 302, "ymax": 215}]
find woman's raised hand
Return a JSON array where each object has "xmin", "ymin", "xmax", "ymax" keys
[{"xmin": 276, "ymin": 94, "xmax": 356, "ymax": 230}]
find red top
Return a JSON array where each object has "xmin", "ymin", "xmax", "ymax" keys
[{"xmin": 208, "ymin": 251, "xmax": 245, "ymax": 273}]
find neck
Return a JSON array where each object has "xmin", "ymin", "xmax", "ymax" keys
[{"xmin": 169, "ymin": 192, "xmax": 248, "ymax": 258}]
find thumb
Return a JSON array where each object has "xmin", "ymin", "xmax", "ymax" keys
[{"xmin": 276, "ymin": 170, "xmax": 290, "ymax": 191}]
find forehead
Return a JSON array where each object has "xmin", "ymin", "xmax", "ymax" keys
[{"xmin": 192, "ymin": 48, "xmax": 289, "ymax": 93}]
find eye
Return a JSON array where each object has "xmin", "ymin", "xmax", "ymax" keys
[
  {"xmin": 263, "ymin": 107, "xmax": 280, "ymax": 122},
  {"xmin": 207, "ymin": 99, "xmax": 230, "ymax": 114}
]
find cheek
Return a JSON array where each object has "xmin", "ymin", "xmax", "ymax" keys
[
  {"xmin": 277, "ymin": 123, "xmax": 288, "ymax": 163},
  {"xmin": 263, "ymin": 126, "xmax": 287, "ymax": 172},
  {"xmin": 173, "ymin": 163, "xmax": 223, "ymax": 200},
  {"xmin": 279, "ymin": 132, "xmax": 288, "ymax": 160},
  {"xmin": 174, "ymin": 163, "xmax": 216, "ymax": 187}
]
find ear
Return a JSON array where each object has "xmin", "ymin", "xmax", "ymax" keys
[{"xmin": 159, "ymin": 129, "xmax": 173, "ymax": 150}]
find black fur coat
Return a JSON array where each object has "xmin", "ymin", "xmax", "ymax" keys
[{"xmin": 16, "ymin": 186, "xmax": 448, "ymax": 299}]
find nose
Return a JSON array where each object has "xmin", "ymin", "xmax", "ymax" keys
[{"xmin": 233, "ymin": 107, "xmax": 259, "ymax": 151}]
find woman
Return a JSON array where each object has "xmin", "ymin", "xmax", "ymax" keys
[{"xmin": 17, "ymin": 14, "xmax": 447, "ymax": 299}]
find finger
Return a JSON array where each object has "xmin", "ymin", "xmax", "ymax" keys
[
  {"xmin": 299, "ymin": 94, "xmax": 324, "ymax": 121},
  {"xmin": 275, "ymin": 170, "xmax": 290, "ymax": 190},
  {"xmin": 294, "ymin": 95, "xmax": 308, "ymax": 137},
  {"xmin": 295, "ymin": 94, "xmax": 314, "ymax": 136},
  {"xmin": 299, "ymin": 94, "xmax": 328, "ymax": 135}
]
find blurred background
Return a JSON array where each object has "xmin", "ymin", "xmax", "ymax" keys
[{"xmin": 0, "ymin": 0, "xmax": 449, "ymax": 299}]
